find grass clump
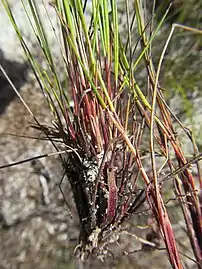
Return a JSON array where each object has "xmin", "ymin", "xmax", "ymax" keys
[{"xmin": 1, "ymin": 0, "xmax": 202, "ymax": 268}]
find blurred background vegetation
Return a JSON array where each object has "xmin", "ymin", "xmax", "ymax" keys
[{"xmin": 153, "ymin": 0, "xmax": 202, "ymax": 152}]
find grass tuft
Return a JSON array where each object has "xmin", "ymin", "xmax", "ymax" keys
[{"xmin": 1, "ymin": 0, "xmax": 202, "ymax": 267}]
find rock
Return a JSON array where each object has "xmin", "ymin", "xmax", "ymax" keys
[{"xmin": 0, "ymin": 0, "xmax": 60, "ymax": 62}]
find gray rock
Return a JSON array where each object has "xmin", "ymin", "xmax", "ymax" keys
[{"xmin": 0, "ymin": 0, "xmax": 60, "ymax": 62}]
